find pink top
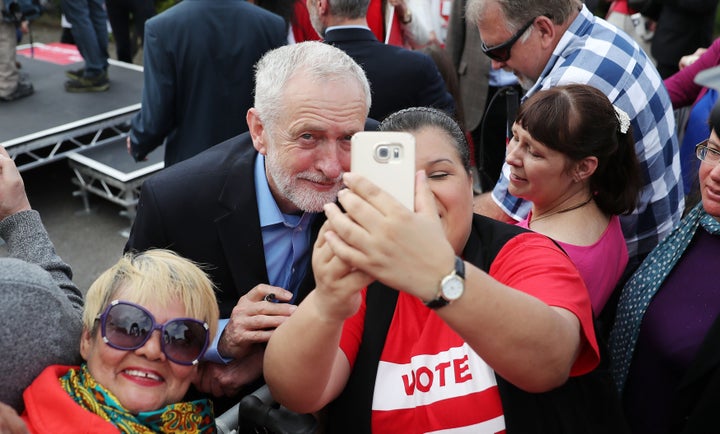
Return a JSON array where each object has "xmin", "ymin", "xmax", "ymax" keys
[{"xmin": 517, "ymin": 215, "xmax": 628, "ymax": 317}]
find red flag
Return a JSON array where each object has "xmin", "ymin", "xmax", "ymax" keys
[{"xmin": 367, "ymin": 0, "xmax": 385, "ymax": 41}]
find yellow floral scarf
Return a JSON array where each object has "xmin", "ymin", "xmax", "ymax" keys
[{"xmin": 60, "ymin": 364, "xmax": 216, "ymax": 433}]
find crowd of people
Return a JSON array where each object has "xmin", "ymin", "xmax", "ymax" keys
[{"xmin": 1, "ymin": 0, "xmax": 720, "ymax": 432}]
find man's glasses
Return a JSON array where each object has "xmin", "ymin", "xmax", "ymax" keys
[
  {"xmin": 96, "ymin": 300, "xmax": 210, "ymax": 366},
  {"xmin": 696, "ymin": 140, "xmax": 720, "ymax": 166},
  {"xmin": 481, "ymin": 17, "xmax": 537, "ymax": 62}
]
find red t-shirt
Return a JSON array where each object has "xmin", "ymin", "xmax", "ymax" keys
[{"xmin": 339, "ymin": 232, "xmax": 599, "ymax": 433}]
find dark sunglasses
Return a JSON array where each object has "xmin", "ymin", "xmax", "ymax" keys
[
  {"xmin": 96, "ymin": 300, "xmax": 210, "ymax": 366},
  {"xmin": 481, "ymin": 17, "xmax": 537, "ymax": 62}
]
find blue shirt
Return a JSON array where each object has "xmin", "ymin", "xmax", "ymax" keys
[
  {"xmin": 491, "ymin": 5, "xmax": 684, "ymax": 262},
  {"xmin": 204, "ymin": 153, "xmax": 315, "ymax": 363},
  {"xmin": 254, "ymin": 154, "xmax": 315, "ymax": 302}
]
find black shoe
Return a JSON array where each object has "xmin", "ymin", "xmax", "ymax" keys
[
  {"xmin": 0, "ymin": 81, "xmax": 34, "ymax": 102},
  {"xmin": 65, "ymin": 68, "xmax": 84, "ymax": 80},
  {"xmin": 65, "ymin": 71, "xmax": 110, "ymax": 93}
]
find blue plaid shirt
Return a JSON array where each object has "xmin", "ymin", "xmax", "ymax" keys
[{"xmin": 492, "ymin": 5, "xmax": 684, "ymax": 262}]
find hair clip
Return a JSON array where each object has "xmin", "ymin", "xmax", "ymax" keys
[{"xmin": 613, "ymin": 105, "xmax": 630, "ymax": 134}]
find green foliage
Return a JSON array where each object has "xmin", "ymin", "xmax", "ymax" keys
[{"xmin": 155, "ymin": 0, "xmax": 178, "ymax": 14}]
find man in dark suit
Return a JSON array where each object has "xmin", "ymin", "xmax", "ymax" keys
[
  {"xmin": 446, "ymin": 0, "xmax": 521, "ymax": 192},
  {"xmin": 127, "ymin": 0, "xmax": 287, "ymax": 166},
  {"xmin": 307, "ymin": 0, "xmax": 454, "ymax": 122},
  {"xmin": 125, "ymin": 41, "xmax": 371, "ymax": 405}
]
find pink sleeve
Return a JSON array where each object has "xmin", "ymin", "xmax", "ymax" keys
[{"xmin": 664, "ymin": 37, "xmax": 720, "ymax": 108}]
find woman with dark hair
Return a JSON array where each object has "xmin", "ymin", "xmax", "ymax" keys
[
  {"xmin": 610, "ymin": 98, "xmax": 720, "ymax": 434},
  {"xmin": 264, "ymin": 107, "xmax": 628, "ymax": 433},
  {"xmin": 506, "ymin": 84, "xmax": 641, "ymax": 317}
]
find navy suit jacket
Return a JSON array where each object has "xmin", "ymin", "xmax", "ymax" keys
[
  {"xmin": 125, "ymin": 133, "xmax": 322, "ymax": 316},
  {"xmin": 324, "ymin": 27, "xmax": 455, "ymax": 122},
  {"xmin": 129, "ymin": 0, "xmax": 286, "ymax": 166},
  {"xmin": 125, "ymin": 117, "xmax": 379, "ymax": 316}
]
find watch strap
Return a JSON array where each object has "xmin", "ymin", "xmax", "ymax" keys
[{"xmin": 424, "ymin": 256, "xmax": 464, "ymax": 309}]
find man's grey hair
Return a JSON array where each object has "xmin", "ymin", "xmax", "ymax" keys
[
  {"xmin": 466, "ymin": 0, "xmax": 582, "ymax": 31},
  {"xmin": 327, "ymin": 0, "xmax": 370, "ymax": 19},
  {"xmin": 253, "ymin": 41, "xmax": 371, "ymax": 131}
]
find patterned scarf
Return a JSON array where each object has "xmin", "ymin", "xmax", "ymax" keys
[
  {"xmin": 60, "ymin": 364, "xmax": 216, "ymax": 433},
  {"xmin": 610, "ymin": 202, "xmax": 720, "ymax": 392}
]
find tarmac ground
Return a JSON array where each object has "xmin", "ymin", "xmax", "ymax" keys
[{"xmin": 0, "ymin": 15, "xmax": 140, "ymax": 293}]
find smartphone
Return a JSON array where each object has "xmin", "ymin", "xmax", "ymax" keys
[{"xmin": 351, "ymin": 131, "xmax": 415, "ymax": 210}]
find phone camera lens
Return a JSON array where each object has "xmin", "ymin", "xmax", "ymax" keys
[{"xmin": 377, "ymin": 145, "xmax": 390, "ymax": 160}]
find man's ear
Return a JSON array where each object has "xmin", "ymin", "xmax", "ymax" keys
[
  {"xmin": 315, "ymin": 0, "xmax": 328, "ymax": 16},
  {"xmin": 534, "ymin": 15, "xmax": 558, "ymax": 50},
  {"xmin": 247, "ymin": 108, "xmax": 268, "ymax": 155}
]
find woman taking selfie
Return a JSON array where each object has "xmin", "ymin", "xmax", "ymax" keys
[{"xmin": 264, "ymin": 107, "xmax": 627, "ymax": 433}]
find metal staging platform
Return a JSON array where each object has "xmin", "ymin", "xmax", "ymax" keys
[
  {"xmin": 0, "ymin": 43, "xmax": 144, "ymax": 171},
  {"xmin": 68, "ymin": 136, "xmax": 164, "ymax": 235}
]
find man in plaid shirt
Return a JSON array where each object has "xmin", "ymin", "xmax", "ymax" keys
[{"xmin": 468, "ymin": 0, "xmax": 683, "ymax": 271}]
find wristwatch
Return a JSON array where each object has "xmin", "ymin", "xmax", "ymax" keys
[{"xmin": 424, "ymin": 256, "xmax": 465, "ymax": 309}]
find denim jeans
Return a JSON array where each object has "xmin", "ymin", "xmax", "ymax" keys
[{"xmin": 61, "ymin": 0, "xmax": 108, "ymax": 76}]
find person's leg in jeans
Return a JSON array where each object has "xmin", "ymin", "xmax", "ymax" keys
[
  {"xmin": 87, "ymin": 0, "xmax": 108, "ymax": 72},
  {"xmin": 62, "ymin": 0, "xmax": 108, "ymax": 76}
]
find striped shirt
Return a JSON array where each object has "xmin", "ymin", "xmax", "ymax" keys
[{"xmin": 492, "ymin": 5, "xmax": 684, "ymax": 262}]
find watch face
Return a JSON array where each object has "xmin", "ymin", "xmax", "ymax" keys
[{"xmin": 442, "ymin": 275, "xmax": 464, "ymax": 301}]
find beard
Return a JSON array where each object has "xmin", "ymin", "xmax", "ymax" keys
[
  {"xmin": 515, "ymin": 72, "xmax": 537, "ymax": 91},
  {"xmin": 265, "ymin": 147, "xmax": 344, "ymax": 213}
]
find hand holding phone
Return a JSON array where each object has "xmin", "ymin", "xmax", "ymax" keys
[{"xmin": 350, "ymin": 131, "xmax": 415, "ymax": 210}]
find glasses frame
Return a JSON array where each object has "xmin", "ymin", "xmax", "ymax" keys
[
  {"xmin": 481, "ymin": 17, "xmax": 537, "ymax": 62},
  {"xmin": 696, "ymin": 139, "xmax": 720, "ymax": 166},
  {"xmin": 96, "ymin": 299, "xmax": 210, "ymax": 366}
]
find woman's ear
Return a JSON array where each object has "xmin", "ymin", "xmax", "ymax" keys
[
  {"xmin": 574, "ymin": 156, "xmax": 598, "ymax": 182},
  {"xmin": 79, "ymin": 327, "xmax": 94, "ymax": 360}
]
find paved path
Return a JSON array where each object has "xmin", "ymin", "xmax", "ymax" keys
[{"xmin": 0, "ymin": 16, "xmax": 140, "ymax": 293}]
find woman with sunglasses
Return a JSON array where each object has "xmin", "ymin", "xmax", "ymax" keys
[
  {"xmin": 20, "ymin": 249, "xmax": 219, "ymax": 433},
  {"xmin": 610, "ymin": 99, "xmax": 720, "ymax": 434}
]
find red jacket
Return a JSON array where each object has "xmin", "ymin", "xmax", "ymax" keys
[{"xmin": 21, "ymin": 365, "xmax": 120, "ymax": 434}]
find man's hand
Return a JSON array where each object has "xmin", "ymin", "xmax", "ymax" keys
[
  {"xmin": 218, "ymin": 284, "xmax": 296, "ymax": 359},
  {"xmin": 0, "ymin": 402, "xmax": 28, "ymax": 434},
  {"xmin": 193, "ymin": 345, "xmax": 265, "ymax": 397},
  {"xmin": 679, "ymin": 47, "xmax": 707, "ymax": 70},
  {"xmin": 0, "ymin": 146, "xmax": 31, "ymax": 221}
]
